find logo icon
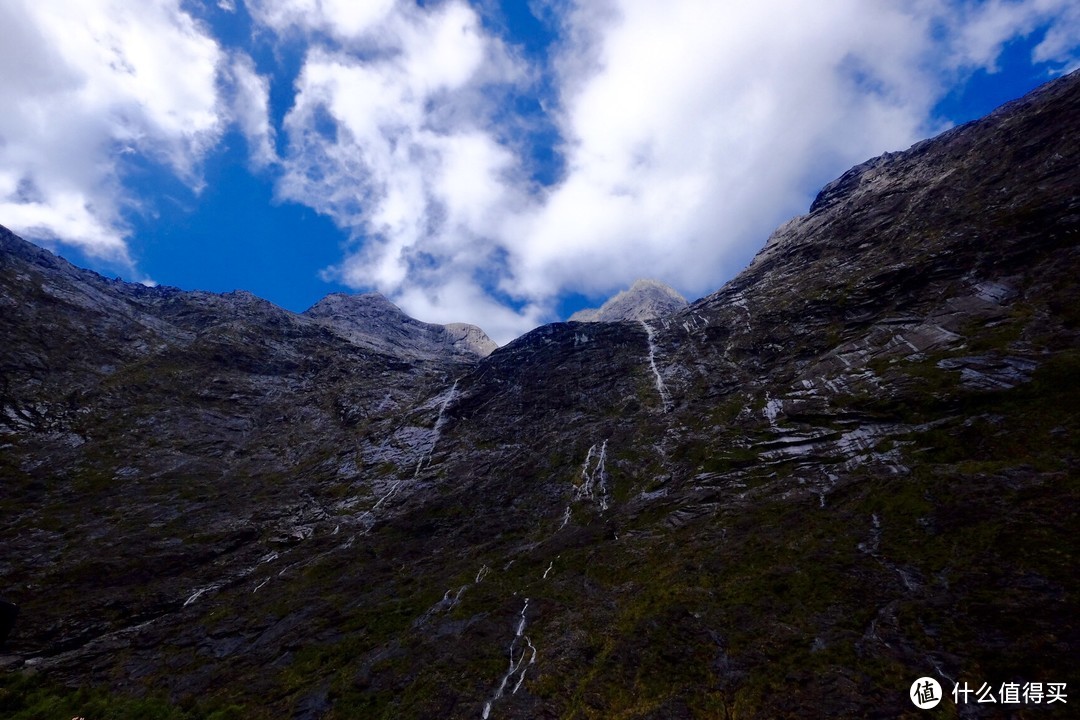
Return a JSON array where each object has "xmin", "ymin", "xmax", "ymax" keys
[{"xmin": 911, "ymin": 677, "xmax": 942, "ymax": 709}]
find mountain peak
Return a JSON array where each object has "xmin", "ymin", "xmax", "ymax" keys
[
  {"xmin": 304, "ymin": 292, "xmax": 497, "ymax": 360},
  {"xmin": 1, "ymin": 71, "xmax": 1078, "ymax": 720},
  {"xmin": 305, "ymin": 291, "xmax": 407, "ymax": 319},
  {"xmin": 569, "ymin": 278, "xmax": 689, "ymax": 322}
]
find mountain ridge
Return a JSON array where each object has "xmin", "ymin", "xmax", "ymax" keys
[
  {"xmin": 304, "ymin": 292, "xmax": 497, "ymax": 360},
  {"xmin": 0, "ymin": 70, "xmax": 1077, "ymax": 719},
  {"xmin": 569, "ymin": 278, "xmax": 689, "ymax": 322}
]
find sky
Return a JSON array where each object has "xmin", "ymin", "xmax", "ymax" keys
[{"xmin": 1, "ymin": 1, "xmax": 1078, "ymax": 344}]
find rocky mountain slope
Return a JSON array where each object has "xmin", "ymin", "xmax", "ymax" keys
[
  {"xmin": 569, "ymin": 278, "xmax": 689, "ymax": 322},
  {"xmin": 304, "ymin": 292, "xmax": 497, "ymax": 360},
  {"xmin": 1, "ymin": 71, "xmax": 1078, "ymax": 719}
]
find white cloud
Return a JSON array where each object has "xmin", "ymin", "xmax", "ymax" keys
[
  {"xmin": 229, "ymin": 54, "xmax": 278, "ymax": 169},
  {"xmin": 395, "ymin": 277, "xmax": 548, "ymax": 349},
  {"xmin": 505, "ymin": 0, "xmax": 944, "ymax": 301},
  {"xmin": 1031, "ymin": 2, "xmax": 1080, "ymax": 71},
  {"xmin": 245, "ymin": 0, "xmax": 398, "ymax": 41},
  {"xmin": 265, "ymin": 0, "xmax": 535, "ymax": 340},
  {"xmin": 4, "ymin": 0, "xmax": 1078, "ymax": 342},
  {"xmin": 259, "ymin": 0, "xmax": 938, "ymax": 339},
  {"xmin": 947, "ymin": 0, "xmax": 1080, "ymax": 72},
  {"xmin": 265, "ymin": 0, "xmax": 1080, "ymax": 342},
  {"xmin": 0, "ymin": 0, "xmax": 226, "ymax": 263},
  {"xmin": 243, "ymin": 0, "xmax": 1080, "ymax": 343}
]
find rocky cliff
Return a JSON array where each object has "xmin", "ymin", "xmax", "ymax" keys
[
  {"xmin": 1, "ymin": 71, "xmax": 1078, "ymax": 719},
  {"xmin": 569, "ymin": 278, "xmax": 689, "ymax": 322},
  {"xmin": 304, "ymin": 292, "xmax": 497, "ymax": 360}
]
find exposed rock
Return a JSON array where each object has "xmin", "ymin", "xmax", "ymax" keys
[
  {"xmin": 569, "ymin": 278, "xmax": 688, "ymax": 322},
  {"xmin": 0, "ymin": 71, "xmax": 1078, "ymax": 720},
  {"xmin": 442, "ymin": 322, "xmax": 499, "ymax": 358},
  {"xmin": 0, "ymin": 600, "xmax": 17, "ymax": 648},
  {"xmin": 303, "ymin": 292, "xmax": 497, "ymax": 359}
]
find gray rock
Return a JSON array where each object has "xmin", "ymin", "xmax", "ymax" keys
[
  {"xmin": 303, "ymin": 292, "xmax": 496, "ymax": 359},
  {"xmin": 1, "ymin": 69, "xmax": 1079, "ymax": 720},
  {"xmin": 569, "ymin": 278, "xmax": 688, "ymax": 322}
]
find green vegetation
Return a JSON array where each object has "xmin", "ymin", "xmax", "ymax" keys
[{"xmin": 0, "ymin": 674, "xmax": 244, "ymax": 720}]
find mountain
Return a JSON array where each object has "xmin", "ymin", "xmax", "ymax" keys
[
  {"xmin": 304, "ymin": 292, "xmax": 497, "ymax": 360},
  {"xmin": 569, "ymin": 278, "xmax": 689, "ymax": 322},
  {"xmin": 1, "ymin": 71, "xmax": 1078, "ymax": 719}
]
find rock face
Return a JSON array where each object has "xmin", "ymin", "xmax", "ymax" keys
[
  {"xmin": 1, "ymin": 71, "xmax": 1078, "ymax": 719},
  {"xmin": 569, "ymin": 278, "xmax": 689, "ymax": 322},
  {"xmin": 304, "ymin": 292, "xmax": 497, "ymax": 359}
]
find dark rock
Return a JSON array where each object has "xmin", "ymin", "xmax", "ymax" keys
[
  {"xmin": 292, "ymin": 686, "xmax": 331, "ymax": 720},
  {"xmin": 0, "ymin": 599, "xmax": 17, "ymax": 648},
  {"xmin": 0, "ymin": 70, "xmax": 1078, "ymax": 719}
]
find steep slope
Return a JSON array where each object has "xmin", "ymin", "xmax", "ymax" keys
[
  {"xmin": 0, "ymin": 232, "xmax": 484, "ymax": 712},
  {"xmin": 1, "ymin": 71, "xmax": 1078, "ymax": 720},
  {"xmin": 569, "ymin": 278, "xmax": 689, "ymax": 322}
]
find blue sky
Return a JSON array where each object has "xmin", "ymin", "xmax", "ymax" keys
[{"xmin": 1, "ymin": 1, "xmax": 1078, "ymax": 343}]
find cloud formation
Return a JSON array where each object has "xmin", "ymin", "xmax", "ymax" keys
[
  {"xmin": 949, "ymin": 0, "xmax": 1080, "ymax": 71},
  {"xmin": 258, "ymin": 0, "xmax": 542, "ymax": 339},
  {"xmin": 253, "ymin": 0, "xmax": 1080, "ymax": 341},
  {"xmin": 228, "ymin": 53, "xmax": 278, "ymax": 170},
  {"xmin": 2, "ymin": 0, "xmax": 1079, "ymax": 341},
  {"xmin": 507, "ymin": 0, "xmax": 942, "ymax": 302},
  {"xmin": 0, "ymin": 0, "xmax": 226, "ymax": 266}
]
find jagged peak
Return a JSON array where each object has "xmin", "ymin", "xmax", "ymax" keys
[
  {"xmin": 304, "ymin": 291, "xmax": 497, "ymax": 359},
  {"xmin": 304, "ymin": 291, "xmax": 403, "ymax": 316},
  {"xmin": 569, "ymin": 278, "xmax": 689, "ymax": 323}
]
